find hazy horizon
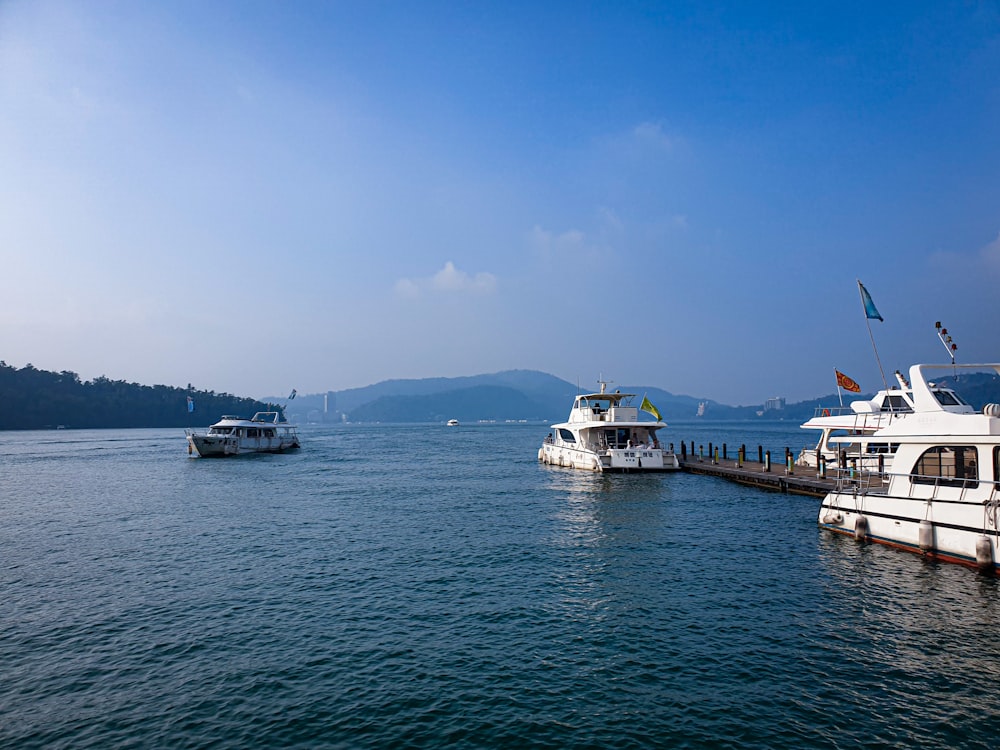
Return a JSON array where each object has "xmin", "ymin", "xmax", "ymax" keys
[{"xmin": 3, "ymin": 1, "xmax": 998, "ymax": 404}]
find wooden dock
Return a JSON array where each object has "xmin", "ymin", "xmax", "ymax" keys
[{"xmin": 677, "ymin": 456, "xmax": 836, "ymax": 497}]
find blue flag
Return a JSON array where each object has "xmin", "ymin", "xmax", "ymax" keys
[
  {"xmin": 187, "ymin": 396, "xmax": 194, "ymax": 413},
  {"xmin": 858, "ymin": 281, "xmax": 883, "ymax": 322}
]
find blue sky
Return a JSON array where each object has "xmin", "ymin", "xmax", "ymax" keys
[{"xmin": 2, "ymin": 1, "xmax": 999, "ymax": 405}]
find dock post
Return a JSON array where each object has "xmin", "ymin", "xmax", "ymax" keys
[
  {"xmin": 818, "ymin": 456, "xmax": 826, "ymax": 479},
  {"xmin": 714, "ymin": 447, "xmax": 719, "ymax": 465},
  {"xmin": 723, "ymin": 443, "xmax": 728, "ymax": 460},
  {"xmin": 699, "ymin": 445, "xmax": 704, "ymax": 461},
  {"xmin": 737, "ymin": 445, "xmax": 744, "ymax": 468},
  {"xmin": 680, "ymin": 442, "xmax": 686, "ymax": 459},
  {"xmin": 764, "ymin": 450, "xmax": 771, "ymax": 472},
  {"xmin": 690, "ymin": 441, "xmax": 694, "ymax": 457},
  {"xmin": 785, "ymin": 448, "xmax": 794, "ymax": 475},
  {"xmin": 758, "ymin": 445, "xmax": 763, "ymax": 464},
  {"xmin": 708, "ymin": 442, "xmax": 713, "ymax": 461}
]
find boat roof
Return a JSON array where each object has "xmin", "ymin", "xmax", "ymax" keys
[
  {"xmin": 800, "ymin": 365, "xmax": 978, "ymax": 431},
  {"xmin": 575, "ymin": 391, "xmax": 635, "ymax": 404},
  {"xmin": 551, "ymin": 419, "xmax": 665, "ymax": 430},
  {"xmin": 826, "ymin": 363, "xmax": 1000, "ymax": 439},
  {"xmin": 211, "ymin": 411, "xmax": 294, "ymax": 426}
]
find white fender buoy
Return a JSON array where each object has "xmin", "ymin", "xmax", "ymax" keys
[
  {"xmin": 976, "ymin": 536, "xmax": 993, "ymax": 571},
  {"xmin": 854, "ymin": 515, "xmax": 869, "ymax": 541},
  {"xmin": 591, "ymin": 458, "xmax": 599, "ymax": 472},
  {"xmin": 918, "ymin": 520, "xmax": 934, "ymax": 551},
  {"xmin": 822, "ymin": 511, "xmax": 843, "ymax": 525},
  {"xmin": 538, "ymin": 448, "xmax": 544, "ymax": 462}
]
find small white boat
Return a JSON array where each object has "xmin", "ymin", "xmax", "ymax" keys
[
  {"xmin": 186, "ymin": 412, "xmax": 300, "ymax": 457},
  {"xmin": 818, "ymin": 362, "xmax": 1000, "ymax": 572},
  {"xmin": 447, "ymin": 419, "xmax": 459, "ymax": 426},
  {"xmin": 538, "ymin": 381, "xmax": 679, "ymax": 472}
]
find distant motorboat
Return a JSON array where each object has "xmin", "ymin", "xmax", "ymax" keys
[
  {"xmin": 186, "ymin": 412, "xmax": 300, "ymax": 457},
  {"xmin": 447, "ymin": 419, "xmax": 460, "ymax": 426},
  {"xmin": 538, "ymin": 380, "xmax": 679, "ymax": 472}
]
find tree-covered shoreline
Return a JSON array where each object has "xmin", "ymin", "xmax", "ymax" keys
[{"xmin": 0, "ymin": 362, "xmax": 278, "ymax": 430}]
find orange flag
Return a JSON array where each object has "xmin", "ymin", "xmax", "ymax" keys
[{"xmin": 836, "ymin": 370, "xmax": 861, "ymax": 393}]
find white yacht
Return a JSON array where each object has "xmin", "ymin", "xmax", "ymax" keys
[
  {"xmin": 818, "ymin": 362, "xmax": 1000, "ymax": 572},
  {"xmin": 538, "ymin": 382, "xmax": 679, "ymax": 472},
  {"xmin": 186, "ymin": 412, "xmax": 300, "ymax": 457},
  {"xmin": 797, "ymin": 371, "xmax": 972, "ymax": 472}
]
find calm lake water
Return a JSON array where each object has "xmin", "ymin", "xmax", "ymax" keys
[{"xmin": 3, "ymin": 421, "xmax": 1000, "ymax": 748}]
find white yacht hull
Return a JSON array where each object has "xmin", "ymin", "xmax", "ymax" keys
[
  {"xmin": 538, "ymin": 443, "xmax": 679, "ymax": 472},
  {"xmin": 819, "ymin": 487, "xmax": 1000, "ymax": 572},
  {"xmin": 187, "ymin": 433, "xmax": 300, "ymax": 457}
]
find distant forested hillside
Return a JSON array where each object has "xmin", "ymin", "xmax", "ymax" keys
[
  {"xmin": 347, "ymin": 385, "xmax": 550, "ymax": 423},
  {"xmin": 280, "ymin": 370, "xmax": 722, "ymax": 424},
  {"xmin": 280, "ymin": 368, "xmax": 1000, "ymax": 425},
  {"xmin": 0, "ymin": 362, "xmax": 278, "ymax": 430}
]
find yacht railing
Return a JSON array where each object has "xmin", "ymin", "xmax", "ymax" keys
[
  {"xmin": 830, "ymin": 466, "xmax": 890, "ymax": 495},
  {"xmin": 833, "ymin": 467, "xmax": 981, "ymax": 501}
]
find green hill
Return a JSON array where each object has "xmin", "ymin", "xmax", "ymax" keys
[{"xmin": 0, "ymin": 361, "xmax": 278, "ymax": 430}]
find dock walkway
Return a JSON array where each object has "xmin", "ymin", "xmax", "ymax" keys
[{"xmin": 678, "ymin": 456, "xmax": 836, "ymax": 497}]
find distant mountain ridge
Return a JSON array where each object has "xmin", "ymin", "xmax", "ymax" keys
[
  {"xmin": 281, "ymin": 369, "xmax": 1000, "ymax": 424},
  {"xmin": 281, "ymin": 370, "xmax": 724, "ymax": 424}
]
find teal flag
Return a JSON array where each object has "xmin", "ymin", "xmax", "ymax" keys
[{"xmin": 858, "ymin": 281, "xmax": 883, "ymax": 321}]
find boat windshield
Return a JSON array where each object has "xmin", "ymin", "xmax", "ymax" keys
[
  {"xmin": 880, "ymin": 394, "xmax": 912, "ymax": 412},
  {"xmin": 208, "ymin": 427, "xmax": 233, "ymax": 435},
  {"xmin": 932, "ymin": 390, "xmax": 967, "ymax": 406}
]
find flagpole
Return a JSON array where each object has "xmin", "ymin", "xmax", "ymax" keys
[
  {"xmin": 835, "ymin": 371, "xmax": 843, "ymax": 408},
  {"xmin": 857, "ymin": 279, "xmax": 889, "ymax": 393}
]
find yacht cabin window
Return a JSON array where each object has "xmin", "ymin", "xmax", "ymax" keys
[
  {"xmin": 932, "ymin": 390, "xmax": 967, "ymax": 407},
  {"xmin": 880, "ymin": 395, "xmax": 912, "ymax": 412},
  {"xmin": 558, "ymin": 428, "xmax": 576, "ymax": 442},
  {"xmin": 911, "ymin": 446, "xmax": 978, "ymax": 488}
]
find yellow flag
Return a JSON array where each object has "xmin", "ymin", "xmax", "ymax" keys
[{"xmin": 640, "ymin": 395, "xmax": 662, "ymax": 422}]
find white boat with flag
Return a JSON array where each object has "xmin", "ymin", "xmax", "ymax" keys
[
  {"xmin": 186, "ymin": 412, "xmax": 300, "ymax": 457},
  {"xmin": 539, "ymin": 381, "xmax": 679, "ymax": 472},
  {"xmin": 818, "ymin": 362, "xmax": 1000, "ymax": 572}
]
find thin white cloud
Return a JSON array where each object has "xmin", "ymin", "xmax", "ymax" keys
[
  {"xmin": 395, "ymin": 261, "xmax": 496, "ymax": 298},
  {"xmin": 632, "ymin": 121, "xmax": 676, "ymax": 152},
  {"xmin": 980, "ymin": 231, "xmax": 1000, "ymax": 271},
  {"xmin": 529, "ymin": 225, "xmax": 586, "ymax": 257}
]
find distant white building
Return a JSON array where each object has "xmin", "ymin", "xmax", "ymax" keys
[{"xmin": 764, "ymin": 396, "xmax": 785, "ymax": 412}]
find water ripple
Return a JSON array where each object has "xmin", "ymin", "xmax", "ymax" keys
[{"xmin": 3, "ymin": 424, "xmax": 1000, "ymax": 748}]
